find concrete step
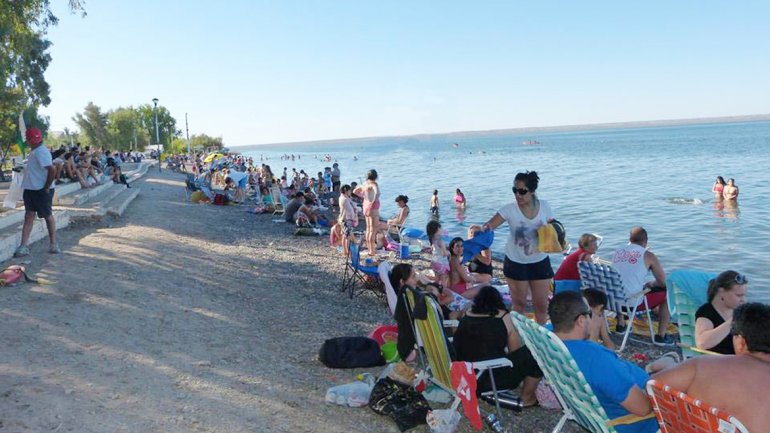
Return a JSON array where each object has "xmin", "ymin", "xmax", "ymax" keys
[
  {"xmin": 0, "ymin": 209, "xmax": 25, "ymax": 232},
  {"xmin": 0, "ymin": 210, "xmax": 70, "ymax": 262},
  {"xmin": 107, "ymin": 187, "xmax": 140, "ymax": 216},
  {"xmin": 56, "ymin": 180, "xmax": 113, "ymax": 206}
]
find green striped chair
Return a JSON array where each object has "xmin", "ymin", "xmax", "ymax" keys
[{"xmin": 510, "ymin": 311, "xmax": 653, "ymax": 433}]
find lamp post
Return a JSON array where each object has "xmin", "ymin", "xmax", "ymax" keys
[{"xmin": 152, "ymin": 98, "xmax": 161, "ymax": 172}]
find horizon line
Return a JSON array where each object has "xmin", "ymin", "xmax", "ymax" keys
[{"xmin": 232, "ymin": 113, "xmax": 770, "ymax": 150}]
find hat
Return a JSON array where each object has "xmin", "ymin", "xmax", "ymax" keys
[{"xmin": 25, "ymin": 127, "xmax": 43, "ymax": 145}]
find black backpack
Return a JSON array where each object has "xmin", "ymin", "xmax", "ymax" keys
[{"xmin": 319, "ymin": 337, "xmax": 385, "ymax": 369}]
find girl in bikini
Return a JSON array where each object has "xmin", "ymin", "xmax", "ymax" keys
[{"xmin": 353, "ymin": 169, "xmax": 380, "ymax": 255}]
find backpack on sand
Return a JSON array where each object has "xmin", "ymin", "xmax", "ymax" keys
[{"xmin": 319, "ymin": 337, "xmax": 385, "ymax": 369}]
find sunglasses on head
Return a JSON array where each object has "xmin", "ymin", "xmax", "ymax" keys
[
  {"xmin": 735, "ymin": 273, "xmax": 748, "ymax": 285},
  {"xmin": 513, "ymin": 187, "xmax": 529, "ymax": 195}
]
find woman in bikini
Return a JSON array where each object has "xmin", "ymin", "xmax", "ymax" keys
[
  {"xmin": 723, "ymin": 178, "xmax": 739, "ymax": 200},
  {"xmin": 353, "ymin": 169, "xmax": 380, "ymax": 255},
  {"xmin": 712, "ymin": 176, "xmax": 726, "ymax": 199},
  {"xmin": 454, "ymin": 188, "xmax": 466, "ymax": 209},
  {"xmin": 448, "ymin": 237, "xmax": 485, "ymax": 299}
]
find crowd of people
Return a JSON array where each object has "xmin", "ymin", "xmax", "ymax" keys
[
  {"xmin": 180, "ymin": 152, "xmax": 767, "ymax": 430},
  {"xmin": 12, "ymin": 128, "xmax": 141, "ymax": 258}
]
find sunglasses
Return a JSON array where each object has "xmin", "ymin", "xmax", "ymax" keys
[
  {"xmin": 513, "ymin": 187, "xmax": 529, "ymax": 195},
  {"xmin": 574, "ymin": 310, "xmax": 593, "ymax": 322},
  {"xmin": 735, "ymin": 273, "xmax": 748, "ymax": 285}
]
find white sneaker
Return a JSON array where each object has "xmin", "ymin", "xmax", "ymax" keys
[
  {"xmin": 48, "ymin": 243, "xmax": 61, "ymax": 254},
  {"xmin": 13, "ymin": 245, "xmax": 30, "ymax": 257}
]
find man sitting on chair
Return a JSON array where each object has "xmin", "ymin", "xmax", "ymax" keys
[
  {"xmin": 652, "ymin": 302, "xmax": 770, "ymax": 432},
  {"xmin": 549, "ymin": 291, "xmax": 660, "ymax": 433},
  {"xmin": 611, "ymin": 226, "xmax": 673, "ymax": 345}
]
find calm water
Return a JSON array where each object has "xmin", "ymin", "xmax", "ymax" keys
[{"xmin": 246, "ymin": 121, "xmax": 770, "ymax": 302}]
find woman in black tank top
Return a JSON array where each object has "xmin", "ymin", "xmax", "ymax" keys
[{"xmin": 452, "ymin": 286, "xmax": 543, "ymax": 405}]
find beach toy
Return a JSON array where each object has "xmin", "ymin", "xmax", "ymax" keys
[
  {"xmin": 381, "ymin": 342, "xmax": 400, "ymax": 363},
  {"xmin": 368, "ymin": 324, "xmax": 399, "ymax": 346}
]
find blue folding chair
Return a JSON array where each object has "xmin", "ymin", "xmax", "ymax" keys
[{"xmin": 339, "ymin": 241, "xmax": 381, "ymax": 299}]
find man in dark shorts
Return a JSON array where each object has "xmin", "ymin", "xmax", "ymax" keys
[{"xmin": 14, "ymin": 127, "xmax": 59, "ymax": 257}]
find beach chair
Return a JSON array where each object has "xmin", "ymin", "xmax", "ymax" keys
[
  {"xmin": 578, "ymin": 261, "xmax": 656, "ymax": 352},
  {"xmin": 339, "ymin": 241, "xmax": 381, "ymax": 299},
  {"xmin": 406, "ymin": 290, "xmax": 512, "ymax": 425},
  {"xmin": 646, "ymin": 379, "xmax": 750, "ymax": 433},
  {"xmin": 377, "ymin": 261, "xmax": 398, "ymax": 316},
  {"xmin": 271, "ymin": 186, "xmax": 284, "ymax": 215},
  {"xmin": 669, "ymin": 277, "xmax": 720, "ymax": 359},
  {"xmin": 510, "ymin": 311, "xmax": 654, "ymax": 433}
]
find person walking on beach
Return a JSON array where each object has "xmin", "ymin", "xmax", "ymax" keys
[
  {"xmin": 723, "ymin": 178, "xmax": 739, "ymax": 200},
  {"xmin": 430, "ymin": 190, "xmax": 440, "ymax": 216},
  {"xmin": 482, "ymin": 171, "xmax": 554, "ymax": 324},
  {"xmin": 353, "ymin": 170, "xmax": 380, "ymax": 255},
  {"xmin": 14, "ymin": 128, "xmax": 59, "ymax": 257}
]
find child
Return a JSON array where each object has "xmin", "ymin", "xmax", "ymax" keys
[
  {"xmin": 582, "ymin": 288, "xmax": 616, "ymax": 350},
  {"xmin": 430, "ymin": 189, "xmax": 439, "ymax": 215},
  {"xmin": 427, "ymin": 220, "xmax": 449, "ymax": 287}
]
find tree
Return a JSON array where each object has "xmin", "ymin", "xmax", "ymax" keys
[
  {"xmin": 73, "ymin": 101, "xmax": 109, "ymax": 148},
  {"xmin": 107, "ymin": 106, "xmax": 145, "ymax": 151},
  {"xmin": 136, "ymin": 103, "xmax": 177, "ymax": 148},
  {"xmin": 0, "ymin": 1, "xmax": 85, "ymax": 152},
  {"xmin": 190, "ymin": 133, "xmax": 224, "ymax": 151}
]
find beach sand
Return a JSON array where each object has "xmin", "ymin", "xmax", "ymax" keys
[{"xmin": 0, "ymin": 169, "xmax": 666, "ymax": 432}]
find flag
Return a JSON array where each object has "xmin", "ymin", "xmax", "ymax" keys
[{"xmin": 17, "ymin": 112, "xmax": 27, "ymax": 154}]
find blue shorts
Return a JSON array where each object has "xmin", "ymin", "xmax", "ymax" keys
[{"xmin": 503, "ymin": 256, "xmax": 554, "ymax": 281}]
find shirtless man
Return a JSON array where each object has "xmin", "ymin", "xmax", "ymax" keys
[{"xmin": 652, "ymin": 303, "xmax": 770, "ymax": 432}]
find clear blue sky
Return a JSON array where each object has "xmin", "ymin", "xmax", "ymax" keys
[{"xmin": 41, "ymin": 1, "xmax": 770, "ymax": 146}]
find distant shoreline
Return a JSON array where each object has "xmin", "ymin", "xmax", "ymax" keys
[{"xmin": 235, "ymin": 113, "xmax": 770, "ymax": 150}]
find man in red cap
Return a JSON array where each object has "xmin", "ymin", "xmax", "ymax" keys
[{"xmin": 14, "ymin": 127, "xmax": 59, "ymax": 257}]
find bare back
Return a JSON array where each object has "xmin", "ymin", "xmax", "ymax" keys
[{"xmin": 657, "ymin": 356, "xmax": 770, "ymax": 431}]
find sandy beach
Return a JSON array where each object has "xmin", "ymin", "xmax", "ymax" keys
[{"xmin": 0, "ymin": 168, "xmax": 670, "ymax": 433}]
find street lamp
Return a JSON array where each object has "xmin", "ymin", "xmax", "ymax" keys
[{"xmin": 152, "ymin": 97, "xmax": 161, "ymax": 172}]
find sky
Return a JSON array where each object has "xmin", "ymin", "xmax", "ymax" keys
[{"xmin": 40, "ymin": 1, "xmax": 770, "ymax": 147}]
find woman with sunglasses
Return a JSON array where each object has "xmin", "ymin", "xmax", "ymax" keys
[
  {"xmin": 482, "ymin": 171, "xmax": 555, "ymax": 324},
  {"xmin": 695, "ymin": 270, "xmax": 748, "ymax": 354}
]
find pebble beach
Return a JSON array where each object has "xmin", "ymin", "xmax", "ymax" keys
[{"xmin": 0, "ymin": 168, "xmax": 670, "ymax": 432}]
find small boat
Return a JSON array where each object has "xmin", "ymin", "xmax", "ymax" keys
[{"xmin": 522, "ymin": 140, "xmax": 541, "ymax": 145}]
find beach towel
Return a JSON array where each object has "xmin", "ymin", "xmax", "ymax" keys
[
  {"xmin": 462, "ymin": 229, "xmax": 494, "ymax": 264},
  {"xmin": 666, "ymin": 269, "xmax": 716, "ymax": 315},
  {"xmin": 537, "ymin": 219, "xmax": 567, "ymax": 253}
]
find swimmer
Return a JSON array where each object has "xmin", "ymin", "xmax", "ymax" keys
[
  {"xmin": 723, "ymin": 178, "xmax": 739, "ymax": 200},
  {"xmin": 430, "ymin": 189, "xmax": 439, "ymax": 215},
  {"xmin": 712, "ymin": 176, "xmax": 726, "ymax": 199},
  {"xmin": 454, "ymin": 188, "xmax": 466, "ymax": 209}
]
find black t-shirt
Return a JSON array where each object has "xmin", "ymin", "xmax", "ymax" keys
[{"xmin": 695, "ymin": 302, "xmax": 735, "ymax": 354}]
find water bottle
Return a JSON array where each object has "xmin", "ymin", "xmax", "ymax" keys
[{"xmin": 484, "ymin": 413, "xmax": 508, "ymax": 433}]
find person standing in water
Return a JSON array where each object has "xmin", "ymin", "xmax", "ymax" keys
[
  {"xmin": 430, "ymin": 189, "xmax": 440, "ymax": 216},
  {"xmin": 454, "ymin": 188, "xmax": 466, "ymax": 209},
  {"xmin": 723, "ymin": 178, "xmax": 739, "ymax": 200},
  {"xmin": 712, "ymin": 176, "xmax": 726, "ymax": 199}
]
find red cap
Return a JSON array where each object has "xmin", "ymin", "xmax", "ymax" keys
[{"xmin": 25, "ymin": 127, "xmax": 43, "ymax": 145}]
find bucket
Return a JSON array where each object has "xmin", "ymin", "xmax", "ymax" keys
[
  {"xmin": 368, "ymin": 324, "xmax": 399, "ymax": 346},
  {"xmin": 399, "ymin": 243, "xmax": 410, "ymax": 259},
  {"xmin": 381, "ymin": 342, "xmax": 400, "ymax": 363}
]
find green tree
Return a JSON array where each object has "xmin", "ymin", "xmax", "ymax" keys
[
  {"xmin": 0, "ymin": 0, "xmax": 85, "ymax": 155},
  {"xmin": 136, "ymin": 103, "xmax": 177, "ymax": 148},
  {"xmin": 189, "ymin": 133, "xmax": 224, "ymax": 151},
  {"xmin": 73, "ymin": 101, "xmax": 110, "ymax": 148},
  {"xmin": 107, "ymin": 106, "xmax": 145, "ymax": 151}
]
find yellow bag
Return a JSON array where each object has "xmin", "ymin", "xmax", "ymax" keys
[{"xmin": 537, "ymin": 219, "xmax": 567, "ymax": 253}]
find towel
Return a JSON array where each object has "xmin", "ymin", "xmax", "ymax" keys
[
  {"xmin": 666, "ymin": 269, "xmax": 716, "ymax": 315},
  {"xmin": 462, "ymin": 229, "xmax": 494, "ymax": 264}
]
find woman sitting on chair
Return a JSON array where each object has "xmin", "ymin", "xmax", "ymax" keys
[
  {"xmin": 379, "ymin": 195, "xmax": 410, "ymax": 247},
  {"xmin": 695, "ymin": 270, "xmax": 748, "ymax": 354},
  {"xmin": 453, "ymin": 286, "xmax": 543, "ymax": 401}
]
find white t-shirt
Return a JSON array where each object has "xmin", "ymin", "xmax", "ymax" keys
[
  {"xmin": 498, "ymin": 199, "xmax": 554, "ymax": 264},
  {"xmin": 22, "ymin": 145, "xmax": 54, "ymax": 191}
]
